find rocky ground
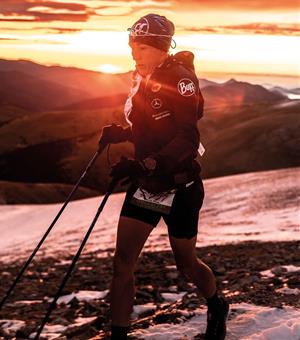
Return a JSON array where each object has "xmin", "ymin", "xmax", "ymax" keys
[{"xmin": 0, "ymin": 240, "xmax": 299, "ymax": 339}]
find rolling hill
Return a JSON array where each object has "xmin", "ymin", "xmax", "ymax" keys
[
  {"xmin": 0, "ymin": 59, "xmax": 298, "ymax": 203},
  {"xmin": 0, "ymin": 58, "xmax": 131, "ymax": 99},
  {"xmin": 201, "ymin": 79, "xmax": 285, "ymax": 108},
  {"xmin": 0, "ymin": 70, "xmax": 91, "ymax": 111},
  {"xmin": 0, "ymin": 180, "xmax": 99, "ymax": 204},
  {"xmin": 199, "ymin": 101, "xmax": 300, "ymax": 178}
]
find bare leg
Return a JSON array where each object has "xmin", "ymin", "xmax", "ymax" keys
[
  {"xmin": 169, "ymin": 235, "xmax": 229, "ymax": 339},
  {"xmin": 169, "ymin": 235, "xmax": 216, "ymax": 298},
  {"xmin": 110, "ymin": 216, "xmax": 153, "ymax": 326}
]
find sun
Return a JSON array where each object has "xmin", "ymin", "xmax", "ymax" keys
[{"xmin": 97, "ymin": 64, "xmax": 122, "ymax": 74}]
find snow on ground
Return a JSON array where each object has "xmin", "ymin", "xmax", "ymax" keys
[
  {"xmin": 260, "ymin": 265, "xmax": 300, "ymax": 278},
  {"xmin": 132, "ymin": 303, "xmax": 157, "ymax": 319},
  {"xmin": 0, "ymin": 167, "xmax": 299, "ymax": 263},
  {"xmin": 161, "ymin": 292, "xmax": 187, "ymax": 302},
  {"xmin": 0, "ymin": 319, "xmax": 26, "ymax": 337},
  {"xmin": 2, "ymin": 295, "xmax": 300, "ymax": 340},
  {"xmin": 29, "ymin": 316, "xmax": 98, "ymax": 340},
  {"xmin": 133, "ymin": 303, "xmax": 300, "ymax": 340},
  {"xmin": 275, "ymin": 287, "xmax": 300, "ymax": 295},
  {"xmin": 0, "ymin": 167, "xmax": 299, "ymax": 339},
  {"xmin": 50, "ymin": 290, "xmax": 109, "ymax": 305}
]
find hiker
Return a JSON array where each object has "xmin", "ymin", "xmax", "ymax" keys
[{"xmin": 99, "ymin": 13, "xmax": 229, "ymax": 340}]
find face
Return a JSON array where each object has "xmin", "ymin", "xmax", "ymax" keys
[{"xmin": 129, "ymin": 41, "xmax": 168, "ymax": 77}]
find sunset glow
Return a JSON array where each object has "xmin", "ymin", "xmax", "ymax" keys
[
  {"xmin": 0, "ymin": 0, "xmax": 299, "ymax": 85},
  {"xmin": 97, "ymin": 63, "xmax": 122, "ymax": 74}
]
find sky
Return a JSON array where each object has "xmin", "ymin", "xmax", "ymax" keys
[{"xmin": 0, "ymin": 0, "xmax": 299, "ymax": 85}]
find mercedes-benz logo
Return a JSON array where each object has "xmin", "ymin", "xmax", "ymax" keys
[{"xmin": 151, "ymin": 98, "xmax": 162, "ymax": 109}]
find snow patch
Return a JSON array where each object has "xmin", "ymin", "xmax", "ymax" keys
[
  {"xmin": 51, "ymin": 290, "xmax": 109, "ymax": 304},
  {"xmin": 0, "ymin": 319, "xmax": 26, "ymax": 336},
  {"xmin": 132, "ymin": 303, "xmax": 157, "ymax": 318},
  {"xmin": 13, "ymin": 300, "xmax": 43, "ymax": 305},
  {"xmin": 275, "ymin": 287, "xmax": 300, "ymax": 295},
  {"xmin": 287, "ymin": 93, "xmax": 300, "ymax": 100},
  {"xmin": 260, "ymin": 265, "xmax": 300, "ymax": 278},
  {"xmin": 29, "ymin": 316, "xmax": 97, "ymax": 339},
  {"xmin": 161, "ymin": 292, "xmax": 187, "ymax": 302},
  {"xmin": 282, "ymin": 265, "xmax": 300, "ymax": 273},
  {"xmin": 133, "ymin": 303, "xmax": 300, "ymax": 340},
  {"xmin": 0, "ymin": 168, "xmax": 299, "ymax": 263},
  {"xmin": 29, "ymin": 324, "xmax": 68, "ymax": 340}
]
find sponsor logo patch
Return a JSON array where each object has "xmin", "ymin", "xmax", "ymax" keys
[
  {"xmin": 177, "ymin": 78, "xmax": 196, "ymax": 96},
  {"xmin": 152, "ymin": 110, "xmax": 171, "ymax": 120},
  {"xmin": 151, "ymin": 98, "xmax": 162, "ymax": 109},
  {"xmin": 151, "ymin": 83, "xmax": 162, "ymax": 93},
  {"xmin": 131, "ymin": 18, "xmax": 149, "ymax": 36}
]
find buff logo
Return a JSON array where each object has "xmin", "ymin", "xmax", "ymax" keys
[{"xmin": 177, "ymin": 78, "xmax": 196, "ymax": 96}]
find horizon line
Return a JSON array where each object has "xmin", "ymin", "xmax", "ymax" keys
[{"xmin": 0, "ymin": 56, "xmax": 299, "ymax": 81}]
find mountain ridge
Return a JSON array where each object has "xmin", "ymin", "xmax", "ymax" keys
[
  {"xmin": 0, "ymin": 59, "xmax": 298, "ymax": 202},
  {"xmin": 0, "ymin": 59, "xmax": 286, "ymax": 111}
]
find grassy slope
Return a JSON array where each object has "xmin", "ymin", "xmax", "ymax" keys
[
  {"xmin": 0, "ymin": 99, "xmax": 299, "ymax": 202},
  {"xmin": 0, "ymin": 106, "xmax": 125, "ymax": 154},
  {"xmin": 199, "ymin": 101, "xmax": 300, "ymax": 178},
  {"xmin": 0, "ymin": 180, "xmax": 99, "ymax": 204},
  {"xmin": 0, "ymin": 105, "xmax": 133, "ymax": 195}
]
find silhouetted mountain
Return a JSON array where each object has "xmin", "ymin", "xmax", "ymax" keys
[
  {"xmin": 0, "ymin": 59, "xmax": 131, "ymax": 98},
  {"xmin": 199, "ymin": 100, "xmax": 300, "ymax": 178},
  {"xmin": 0, "ymin": 94, "xmax": 299, "ymax": 198},
  {"xmin": 270, "ymin": 86, "xmax": 300, "ymax": 96},
  {"xmin": 198, "ymin": 78, "xmax": 219, "ymax": 88},
  {"xmin": 61, "ymin": 93, "xmax": 128, "ymax": 110},
  {"xmin": 0, "ymin": 104, "xmax": 27, "ymax": 126},
  {"xmin": 60, "ymin": 77, "xmax": 280, "ymax": 111},
  {"xmin": 0, "ymin": 59, "xmax": 288, "ymax": 112},
  {"xmin": 202, "ymin": 78, "xmax": 285, "ymax": 107},
  {"xmin": 0, "ymin": 59, "xmax": 298, "ymax": 202},
  {"xmin": 0, "ymin": 70, "xmax": 91, "ymax": 111}
]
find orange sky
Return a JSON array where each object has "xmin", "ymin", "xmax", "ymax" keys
[{"xmin": 0, "ymin": 0, "xmax": 299, "ymax": 85}]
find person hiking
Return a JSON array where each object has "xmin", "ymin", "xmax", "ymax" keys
[{"xmin": 99, "ymin": 13, "xmax": 229, "ymax": 340}]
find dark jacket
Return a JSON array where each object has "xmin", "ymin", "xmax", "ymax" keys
[{"xmin": 124, "ymin": 51, "xmax": 204, "ymax": 188}]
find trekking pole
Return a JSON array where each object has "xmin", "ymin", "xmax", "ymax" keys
[
  {"xmin": 0, "ymin": 143, "xmax": 107, "ymax": 310},
  {"xmin": 33, "ymin": 178, "xmax": 118, "ymax": 340}
]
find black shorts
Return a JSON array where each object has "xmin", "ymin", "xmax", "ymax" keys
[{"xmin": 120, "ymin": 179, "xmax": 205, "ymax": 239}]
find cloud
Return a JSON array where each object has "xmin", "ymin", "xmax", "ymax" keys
[
  {"xmin": 0, "ymin": 0, "xmax": 298, "ymax": 24},
  {"xmin": 0, "ymin": 37, "xmax": 21, "ymax": 40},
  {"xmin": 45, "ymin": 27, "xmax": 81, "ymax": 34},
  {"xmin": 0, "ymin": 0, "xmax": 141, "ymax": 23},
  {"xmin": 183, "ymin": 23, "xmax": 300, "ymax": 36},
  {"xmin": 171, "ymin": 0, "xmax": 299, "ymax": 10},
  {"xmin": 0, "ymin": 0, "xmax": 87, "ymax": 13},
  {"xmin": 0, "ymin": 0, "xmax": 90, "ymax": 22}
]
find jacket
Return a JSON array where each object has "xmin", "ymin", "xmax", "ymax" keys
[{"xmin": 123, "ymin": 51, "xmax": 204, "ymax": 187}]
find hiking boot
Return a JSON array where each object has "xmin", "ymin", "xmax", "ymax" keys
[{"xmin": 204, "ymin": 296, "xmax": 229, "ymax": 340}]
